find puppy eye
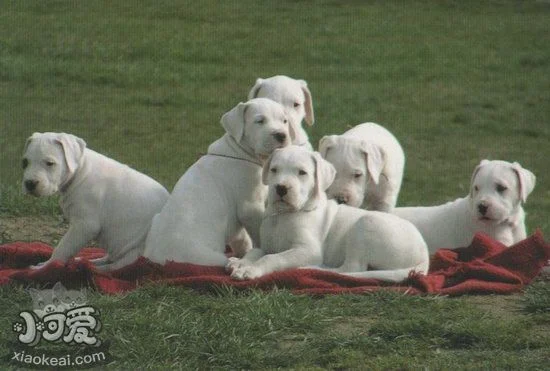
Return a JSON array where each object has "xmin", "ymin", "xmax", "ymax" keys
[
  {"xmin": 283, "ymin": 119, "xmax": 288, "ymax": 124},
  {"xmin": 298, "ymin": 170, "xmax": 307, "ymax": 176},
  {"xmin": 293, "ymin": 102, "xmax": 300, "ymax": 108},
  {"xmin": 473, "ymin": 185, "xmax": 479, "ymax": 192},
  {"xmin": 22, "ymin": 158, "xmax": 29, "ymax": 169},
  {"xmin": 354, "ymin": 173, "xmax": 362, "ymax": 179},
  {"xmin": 270, "ymin": 168, "xmax": 277, "ymax": 174},
  {"xmin": 45, "ymin": 161, "xmax": 55, "ymax": 167},
  {"xmin": 496, "ymin": 184, "xmax": 507, "ymax": 193}
]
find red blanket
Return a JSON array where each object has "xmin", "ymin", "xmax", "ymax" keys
[{"xmin": 0, "ymin": 231, "xmax": 548, "ymax": 296}]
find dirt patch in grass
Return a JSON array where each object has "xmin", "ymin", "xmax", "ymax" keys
[
  {"xmin": 0, "ymin": 215, "xmax": 68, "ymax": 245},
  {"xmin": 461, "ymin": 294, "xmax": 524, "ymax": 319},
  {"xmin": 331, "ymin": 316, "xmax": 377, "ymax": 335}
]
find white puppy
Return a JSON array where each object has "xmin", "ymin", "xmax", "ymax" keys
[
  {"xmin": 143, "ymin": 98, "xmax": 291, "ymax": 266},
  {"xmin": 226, "ymin": 146, "xmax": 429, "ymax": 282},
  {"xmin": 248, "ymin": 75, "xmax": 314, "ymax": 150},
  {"xmin": 319, "ymin": 122, "xmax": 405, "ymax": 212},
  {"xmin": 394, "ymin": 160, "xmax": 536, "ymax": 254},
  {"xmin": 22, "ymin": 132, "xmax": 169, "ymax": 271}
]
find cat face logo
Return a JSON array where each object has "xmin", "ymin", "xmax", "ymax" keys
[
  {"xmin": 28, "ymin": 282, "xmax": 87, "ymax": 318},
  {"xmin": 12, "ymin": 282, "xmax": 98, "ymax": 347}
]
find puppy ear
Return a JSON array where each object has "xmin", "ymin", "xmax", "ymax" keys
[
  {"xmin": 361, "ymin": 141, "xmax": 384, "ymax": 185},
  {"xmin": 299, "ymin": 80, "xmax": 314, "ymax": 126},
  {"xmin": 261, "ymin": 149, "xmax": 278, "ymax": 185},
  {"xmin": 248, "ymin": 78, "xmax": 264, "ymax": 100},
  {"xmin": 511, "ymin": 162, "xmax": 536, "ymax": 203},
  {"xmin": 221, "ymin": 102, "xmax": 248, "ymax": 142},
  {"xmin": 313, "ymin": 152, "xmax": 336, "ymax": 195},
  {"xmin": 55, "ymin": 133, "xmax": 86, "ymax": 177},
  {"xmin": 318, "ymin": 135, "xmax": 339, "ymax": 158},
  {"xmin": 285, "ymin": 112, "xmax": 298, "ymax": 143},
  {"xmin": 302, "ymin": 152, "xmax": 335, "ymax": 211}
]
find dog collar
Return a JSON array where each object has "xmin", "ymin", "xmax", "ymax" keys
[{"xmin": 204, "ymin": 153, "xmax": 263, "ymax": 167}]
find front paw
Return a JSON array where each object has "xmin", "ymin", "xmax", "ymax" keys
[
  {"xmin": 225, "ymin": 257, "xmax": 245, "ymax": 273},
  {"xmin": 30, "ymin": 261, "xmax": 49, "ymax": 270},
  {"xmin": 231, "ymin": 265, "xmax": 263, "ymax": 281}
]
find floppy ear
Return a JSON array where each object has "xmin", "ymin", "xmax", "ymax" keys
[
  {"xmin": 360, "ymin": 141, "xmax": 384, "ymax": 185},
  {"xmin": 300, "ymin": 80, "xmax": 314, "ymax": 126},
  {"xmin": 285, "ymin": 112, "xmax": 298, "ymax": 143},
  {"xmin": 55, "ymin": 133, "xmax": 86, "ymax": 177},
  {"xmin": 318, "ymin": 135, "xmax": 339, "ymax": 158},
  {"xmin": 261, "ymin": 149, "xmax": 278, "ymax": 185},
  {"xmin": 312, "ymin": 151, "xmax": 336, "ymax": 196},
  {"xmin": 511, "ymin": 162, "xmax": 536, "ymax": 203},
  {"xmin": 248, "ymin": 78, "xmax": 264, "ymax": 100},
  {"xmin": 221, "ymin": 102, "xmax": 248, "ymax": 142},
  {"xmin": 470, "ymin": 159, "xmax": 490, "ymax": 196},
  {"xmin": 302, "ymin": 152, "xmax": 335, "ymax": 211}
]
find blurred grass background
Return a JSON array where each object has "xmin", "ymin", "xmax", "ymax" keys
[
  {"xmin": 2, "ymin": 1, "xmax": 548, "ymax": 229},
  {"xmin": 1, "ymin": 1, "xmax": 548, "ymax": 223}
]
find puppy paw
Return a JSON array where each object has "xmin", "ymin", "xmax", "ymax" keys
[
  {"xmin": 230, "ymin": 265, "xmax": 263, "ymax": 281},
  {"xmin": 30, "ymin": 261, "xmax": 48, "ymax": 270},
  {"xmin": 225, "ymin": 257, "xmax": 244, "ymax": 273}
]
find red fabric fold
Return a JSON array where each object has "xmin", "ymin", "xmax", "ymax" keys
[{"xmin": 1, "ymin": 231, "xmax": 548, "ymax": 296}]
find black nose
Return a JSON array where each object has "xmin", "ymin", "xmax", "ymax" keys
[
  {"xmin": 336, "ymin": 196, "xmax": 347, "ymax": 205},
  {"xmin": 276, "ymin": 184, "xmax": 287, "ymax": 197},
  {"xmin": 273, "ymin": 132, "xmax": 287, "ymax": 144},
  {"xmin": 25, "ymin": 180, "xmax": 38, "ymax": 192},
  {"xmin": 478, "ymin": 203, "xmax": 489, "ymax": 215}
]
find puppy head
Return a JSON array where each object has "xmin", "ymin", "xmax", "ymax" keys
[
  {"xmin": 263, "ymin": 146, "xmax": 336, "ymax": 214},
  {"xmin": 221, "ymin": 98, "xmax": 292, "ymax": 161},
  {"xmin": 22, "ymin": 132, "xmax": 86, "ymax": 197},
  {"xmin": 319, "ymin": 135, "xmax": 384, "ymax": 207},
  {"xmin": 470, "ymin": 159, "xmax": 536, "ymax": 224},
  {"xmin": 248, "ymin": 75, "xmax": 314, "ymax": 142}
]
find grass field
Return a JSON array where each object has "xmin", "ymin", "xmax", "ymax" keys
[{"xmin": 1, "ymin": 0, "xmax": 549, "ymax": 369}]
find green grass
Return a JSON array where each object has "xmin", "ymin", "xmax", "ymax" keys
[
  {"xmin": 1, "ymin": 0, "xmax": 549, "ymax": 369},
  {"xmin": 0, "ymin": 286, "xmax": 548, "ymax": 369},
  {"xmin": 523, "ymin": 281, "xmax": 550, "ymax": 317},
  {"xmin": 0, "ymin": 184, "xmax": 60, "ymax": 216}
]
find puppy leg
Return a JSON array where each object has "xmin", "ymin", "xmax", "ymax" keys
[
  {"xmin": 72, "ymin": 255, "xmax": 111, "ymax": 267},
  {"xmin": 34, "ymin": 220, "xmax": 100, "ymax": 268},
  {"xmin": 340, "ymin": 265, "xmax": 427, "ymax": 282},
  {"xmin": 95, "ymin": 249, "xmax": 141, "ymax": 272},
  {"xmin": 227, "ymin": 227, "xmax": 253, "ymax": 258},
  {"xmin": 226, "ymin": 247, "xmax": 265, "ymax": 273},
  {"xmin": 231, "ymin": 240, "xmax": 323, "ymax": 280},
  {"xmin": 365, "ymin": 175, "xmax": 398, "ymax": 212}
]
